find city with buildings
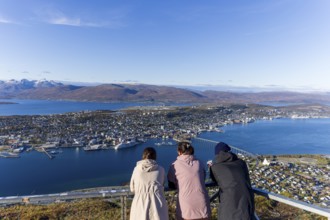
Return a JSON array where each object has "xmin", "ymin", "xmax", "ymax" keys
[{"xmin": 0, "ymin": 103, "xmax": 330, "ymax": 210}]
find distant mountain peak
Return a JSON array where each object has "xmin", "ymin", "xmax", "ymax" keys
[
  {"xmin": 0, "ymin": 79, "xmax": 330, "ymax": 104},
  {"xmin": 0, "ymin": 79, "xmax": 64, "ymax": 97}
]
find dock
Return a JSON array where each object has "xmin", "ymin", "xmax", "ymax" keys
[
  {"xmin": 0, "ymin": 152, "xmax": 20, "ymax": 158},
  {"xmin": 41, "ymin": 147, "xmax": 54, "ymax": 159}
]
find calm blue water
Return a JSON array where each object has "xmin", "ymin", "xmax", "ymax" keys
[
  {"xmin": 0, "ymin": 140, "xmax": 182, "ymax": 196},
  {"xmin": 1, "ymin": 119, "xmax": 330, "ymax": 196},
  {"xmin": 200, "ymin": 118, "xmax": 330, "ymax": 155},
  {"xmin": 0, "ymin": 99, "xmax": 190, "ymax": 116}
]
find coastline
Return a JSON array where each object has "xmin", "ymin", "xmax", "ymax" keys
[{"xmin": 0, "ymin": 101, "xmax": 17, "ymax": 105}]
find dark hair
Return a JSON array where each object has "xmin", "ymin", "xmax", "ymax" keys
[
  {"xmin": 142, "ymin": 147, "xmax": 157, "ymax": 160},
  {"xmin": 177, "ymin": 141, "xmax": 194, "ymax": 155}
]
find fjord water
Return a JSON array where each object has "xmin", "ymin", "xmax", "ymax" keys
[
  {"xmin": 1, "ymin": 100, "xmax": 330, "ymax": 196},
  {"xmin": 0, "ymin": 99, "xmax": 190, "ymax": 116},
  {"xmin": 1, "ymin": 119, "xmax": 330, "ymax": 196},
  {"xmin": 201, "ymin": 118, "xmax": 330, "ymax": 155}
]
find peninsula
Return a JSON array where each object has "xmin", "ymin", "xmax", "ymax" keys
[{"xmin": 1, "ymin": 103, "xmax": 330, "ymax": 151}]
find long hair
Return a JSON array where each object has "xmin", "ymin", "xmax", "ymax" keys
[
  {"xmin": 142, "ymin": 147, "xmax": 157, "ymax": 160},
  {"xmin": 177, "ymin": 141, "xmax": 194, "ymax": 155}
]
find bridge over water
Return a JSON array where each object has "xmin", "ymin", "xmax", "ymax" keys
[{"xmin": 193, "ymin": 137, "xmax": 258, "ymax": 158}]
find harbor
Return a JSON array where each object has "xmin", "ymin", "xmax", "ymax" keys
[
  {"xmin": 1, "ymin": 104, "xmax": 330, "ymax": 159},
  {"xmin": 0, "ymin": 152, "xmax": 20, "ymax": 158}
]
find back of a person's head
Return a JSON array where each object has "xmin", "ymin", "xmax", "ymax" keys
[
  {"xmin": 214, "ymin": 142, "xmax": 231, "ymax": 155},
  {"xmin": 142, "ymin": 147, "xmax": 157, "ymax": 160},
  {"xmin": 177, "ymin": 141, "xmax": 194, "ymax": 155}
]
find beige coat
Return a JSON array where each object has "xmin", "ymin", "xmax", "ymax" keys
[{"xmin": 130, "ymin": 159, "xmax": 169, "ymax": 220}]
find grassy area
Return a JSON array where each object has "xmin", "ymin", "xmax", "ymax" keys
[
  {"xmin": 255, "ymin": 196, "xmax": 328, "ymax": 220},
  {"xmin": 0, "ymin": 199, "xmax": 122, "ymax": 220},
  {"xmin": 0, "ymin": 196, "xmax": 328, "ymax": 220},
  {"xmin": 276, "ymin": 154, "xmax": 330, "ymax": 166}
]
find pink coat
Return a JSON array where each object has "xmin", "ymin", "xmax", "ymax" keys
[{"xmin": 167, "ymin": 155, "xmax": 211, "ymax": 220}]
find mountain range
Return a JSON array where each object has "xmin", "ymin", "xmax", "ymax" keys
[{"xmin": 1, "ymin": 79, "xmax": 330, "ymax": 104}]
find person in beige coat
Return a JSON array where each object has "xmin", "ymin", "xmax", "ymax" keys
[{"xmin": 130, "ymin": 147, "xmax": 169, "ymax": 220}]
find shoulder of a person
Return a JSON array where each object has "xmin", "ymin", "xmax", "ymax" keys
[
  {"xmin": 158, "ymin": 165, "xmax": 165, "ymax": 171},
  {"xmin": 237, "ymin": 158, "xmax": 247, "ymax": 164},
  {"xmin": 195, "ymin": 158, "xmax": 204, "ymax": 166},
  {"xmin": 170, "ymin": 160, "xmax": 177, "ymax": 166}
]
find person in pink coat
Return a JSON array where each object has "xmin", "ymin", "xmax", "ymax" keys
[{"xmin": 167, "ymin": 141, "xmax": 211, "ymax": 220}]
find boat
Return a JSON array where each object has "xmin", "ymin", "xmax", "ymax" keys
[
  {"xmin": 83, "ymin": 144, "xmax": 102, "ymax": 151},
  {"xmin": 155, "ymin": 141, "xmax": 175, "ymax": 146},
  {"xmin": 166, "ymin": 141, "xmax": 175, "ymax": 145},
  {"xmin": 12, "ymin": 147, "xmax": 25, "ymax": 153},
  {"xmin": 114, "ymin": 139, "xmax": 139, "ymax": 150},
  {"xmin": 49, "ymin": 149, "xmax": 63, "ymax": 154},
  {"xmin": 40, "ymin": 142, "xmax": 58, "ymax": 148},
  {"xmin": 0, "ymin": 152, "xmax": 20, "ymax": 158},
  {"xmin": 72, "ymin": 139, "xmax": 84, "ymax": 147}
]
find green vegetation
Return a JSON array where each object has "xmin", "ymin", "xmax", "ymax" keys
[
  {"xmin": 277, "ymin": 154, "xmax": 330, "ymax": 165},
  {"xmin": 0, "ymin": 199, "xmax": 122, "ymax": 220},
  {"xmin": 255, "ymin": 196, "xmax": 328, "ymax": 220},
  {"xmin": 0, "ymin": 196, "xmax": 327, "ymax": 220}
]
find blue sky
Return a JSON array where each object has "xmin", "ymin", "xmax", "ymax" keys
[{"xmin": 0, "ymin": 0, "xmax": 329, "ymax": 91}]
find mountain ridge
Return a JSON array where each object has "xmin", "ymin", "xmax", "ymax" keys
[{"xmin": 1, "ymin": 79, "xmax": 330, "ymax": 104}]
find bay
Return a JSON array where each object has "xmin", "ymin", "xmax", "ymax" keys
[
  {"xmin": 1, "ymin": 118, "xmax": 330, "ymax": 196},
  {"xmin": 0, "ymin": 139, "xmax": 182, "ymax": 197},
  {"xmin": 1, "ymin": 100, "xmax": 330, "ymax": 196},
  {"xmin": 200, "ymin": 118, "xmax": 330, "ymax": 155},
  {"xmin": 0, "ymin": 99, "xmax": 190, "ymax": 116}
]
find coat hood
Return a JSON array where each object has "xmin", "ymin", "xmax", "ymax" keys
[
  {"xmin": 136, "ymin": 159, "xmax": 159, "ymax": 172},
  {"xmin": 214, "ymin": 151, "xmax": 238, "ymax": 163},
  {"xmin": 177, "ymin": 154, "xmax": 195, "ymax": 166}
]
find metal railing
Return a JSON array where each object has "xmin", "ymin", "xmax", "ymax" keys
[
  {"xmin": 1, "ymin": 186, "xmax": 330, "ymax": 219},
  {"xmin": 253, "ymin": 188, "xmax": 330, "ymax": 220}
]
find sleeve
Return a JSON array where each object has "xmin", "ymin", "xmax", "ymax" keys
[
  {"xmin": 167, "ymin": 164, "xmax": 177, "ymax": 189},
  {"xmin": 159, "ymin": 166, "xmax": 165, "ymax": 185},
  {"xmin": 200, "ymin": 160, "xmax": 206, "ymax": 180},
  {"xmin": 130, "ymin": 168, "xmax": 136, "ymax": 193},
  {"xmin": 210, "ymin": 166, "xmax": 217, "ymax": 183}
]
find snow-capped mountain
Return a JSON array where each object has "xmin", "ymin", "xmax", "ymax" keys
[
  {"xmin": 0, "ymin": 79, "xmax": 63, "ymax": 89},
  {"xmin": 0, "ymin": 79, "xmax": 64, "ymax": 96}
]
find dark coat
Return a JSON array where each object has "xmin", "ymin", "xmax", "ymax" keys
[{"xmin": 210, "ymin": 151, "xmax": 256, "ymax": 220}]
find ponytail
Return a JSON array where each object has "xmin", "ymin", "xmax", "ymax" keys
[
  {"xmin": 177, "ymin": 141, "xmax": 194, "ymax": 155},
  {"xmin": 142, "ymin": 147, "xmax": 157, "ymax": 160}
]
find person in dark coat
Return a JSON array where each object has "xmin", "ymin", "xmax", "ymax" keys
[{"xmin": 210, "ymin": 142, "xmax": 256, "ymax": 220}]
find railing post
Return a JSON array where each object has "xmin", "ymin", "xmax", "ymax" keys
[
  {"xmin": 124, "ymin": 195, "xmax": 127, "ymax": 220},
  {"xmin": 120, "ymin": 195, "xmax": 128, "ymax": 220},
  {"xmin": 121, "ymin": 195, "xmax": 125, "ymax": 220}
]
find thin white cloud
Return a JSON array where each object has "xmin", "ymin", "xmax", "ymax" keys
[
  {"xmin": 49, "ymin": 16, "xmax": 81, "ymax": 26},
  {"xmin": 0, "ymin": 15, "xmax": 15, "ymax": 24},
  {"xmin": 39, "ymin": 8, "xmax": 126, "ymax": 28},
  {"xmin": 46, "ymin": 10, "xmax": 102, "ymax": 27}
]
